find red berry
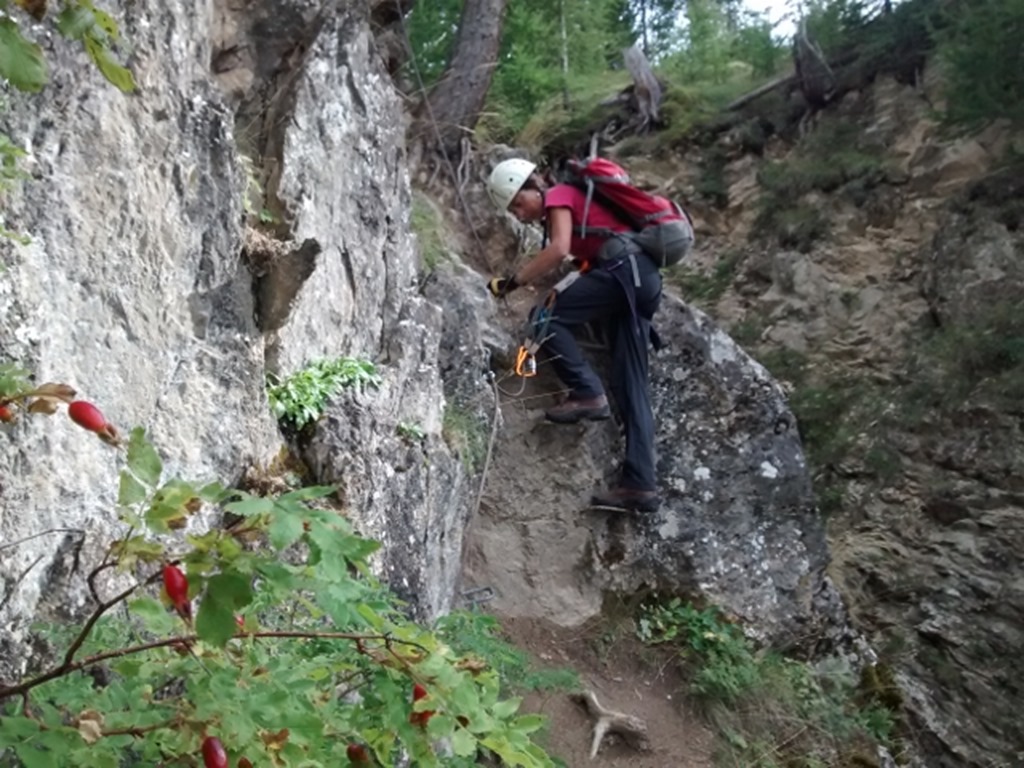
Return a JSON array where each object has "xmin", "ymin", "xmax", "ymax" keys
[
  {"xmin": 412, "ymin": 683, "xmax": 428, "ymax": 701},
  {"xmin": 201, "ymin": 736, "xmax": 228, "ymax": 768},
  {"xmin": 409, "ymin": 709, "xmax": 435, "ymax": 728},
  {"xmin": 162, "ymin": 564, "xmax": 191, "ymax": 619},
  {"xmin": 346, "ymin": 743, "xmax": 369, "ymax": 763},
  {"xmin": 68, "ymin": 400, "xmax": 108, "ymax": 432},
  {"xmin": 0, "ymin": 405, "xmax": 13, "ymax": 423}
]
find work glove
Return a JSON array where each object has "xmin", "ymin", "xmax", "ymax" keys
[{"xmin": 487, "ymin": 275, "xmax": 519, "ymax": 298}]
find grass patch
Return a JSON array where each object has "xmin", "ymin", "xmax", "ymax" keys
[
  {"xmin": 669, "ymin": 248, "xmax": 744, "ymax": 306},
  {"xmin": 516, "ymin": 70, "xmax": 635, "ymax": 155},
  {"xmin": 442, "ymin": 403, "xmax": 489, "ymax": 473},
  {"xmin": 902, "ymin": 297, "xmax": 1024, "ymax": 413},
  {"xmin": 411, "ymin": 190, "xmax": 451, "ymax": 274},
  {"xmin": 696, "ymin": 147, "xmax": 730, "ymax": 208},
  {"xmin": 753, "ymin": 119, "xmax": 886, "ymax": 251},
  {"xmin": 435, "ymin": 611, "xmax": 579, "ymax": 696},
  {"xmin": 756, "ymin": 347, "xmax": 899, "ymax": 513},
  {"xmin": 636, "ymin": 597, "xmax": 899, "ymax": 767}
]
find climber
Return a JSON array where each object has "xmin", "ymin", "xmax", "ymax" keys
[{"xmin": 485, "ymin": 157, "xmax": 664, "ymax": 513}]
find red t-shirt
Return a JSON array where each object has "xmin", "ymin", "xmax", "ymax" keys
[{"xmin": 544, "ymin": 184, "xmax": 633, "ymax": 266}]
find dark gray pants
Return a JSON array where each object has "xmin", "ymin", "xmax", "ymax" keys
[{"xmin": 531, "ymin": 256, "xmax": 662, "ymax": 491}]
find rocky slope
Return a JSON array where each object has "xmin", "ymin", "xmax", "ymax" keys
[{"xmin": 620, "ymin": 65, "xmax": 1023, "ymax": 767}]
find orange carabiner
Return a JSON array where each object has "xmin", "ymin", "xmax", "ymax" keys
[{"xmin": 515, "ymin": 345, "xmax": 537, "ymax": 377}]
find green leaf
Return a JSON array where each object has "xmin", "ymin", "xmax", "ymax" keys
[
  {"xmin": 198, "ymin": 481, "xmax": 229, "ymax": 502},
  {"xmin": 84, "ymin": 34, "xmax": 135, "ymax": 93},
  {"xmin": 143, "ymin": 479, "xmax": 196, "ymax": 531},
  {"xmin": 452, "ymin": 726, "xmax": 477, "ymax": 757},
  {"xmin": 493, "ymin": 697, "xmax": 522, "ymax": 719},
  {"xmin": 512, "ymin": 713, "xmax": 547, "ymax": 734},
  {"xmin": 0, "ymin": 18, "xmax": 47, "ymax": 92},
  {"xmin": 118, "ymin": 469, "xmax": 148, "ymax": 505},
  {"xmin": 56, "ymin": 5, "xmax": 96, "ymax": 39},
  {"xmin": 89, "ymin": 5, "xmax": 119, "ymax": 38},
  {"xmin": 268, "ymin": 507, "xmax": 304, "ymax": 550},
  {"xmin": 195, "ymin": 570, "xmax": 253, "ymax": 646},
  {"xmin": 0, "ymin": 715, "xmax": 43, "ymax": 740},
  {"xmin": 194, "ymin": 590, "xmax": 236, "ymax": 648},
  {"xmin": 207, "ymin": 571, "xmax": 253, "ymax": 609},
  {"xmin": 128, "ymin": 596, "xmax": 176, "ymax": 634},
  {"xmin": 15, "ymin": 742, "xmax": 60, "ymax": 768},
  {"xmin": 224, "ymin": 495, "xmax": 274, "ymax": 517},
  {"xmin": 126, "ymin": 428, "xmax": 162, "ymax": 486},
  {"xmin": 279, "ymin": 485, "xmax": 336, "ymax": 502}
]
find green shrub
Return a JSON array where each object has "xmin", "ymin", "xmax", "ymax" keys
[
  {"xmin": 754, "ymin": 120, "xmax": 885, "ymax": 251},
  {"xmin": 670, "ymin": 249, "xmax": 744, "ymax": 306},
  {"xmin": 435, "ymin": 612, "xmax": 579, "ymax": 695},
  {"xmin": 267, "ymin": 357, "xmax": 381, "ymax": 429},
  {"xmin": 901, "ymin": 297, "xmax": 1024, "ymax": 411},
  {"xmin": 636, "ymin": 597, "xmax": 896, "ymax": 766},
  {"xmin": 935, "ymin": 0, "xmax": 1024, "ymax": 128},
  {"xmin": 755, "ymin": 203, "xmax": 830, "ymax": 253},
  {"xmin": 0, "ymin": 424, "xmax": 556, "ymax": 767}
]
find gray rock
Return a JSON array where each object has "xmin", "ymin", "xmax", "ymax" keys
[
  {"xmin": 462, "ymin": 292, "xmax": 842, "ymax": 648},
  {"xmin": 0, "ymin": 0, "xmax": 280, "ymax": 680}
]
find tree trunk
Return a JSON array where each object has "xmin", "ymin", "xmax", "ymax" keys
[
  {"xmin": 623, "ymin": 45, "xmax": 661, "ymax": 132},
  {"xmin": 421, "ymin": 0, "xmax": 507, "ymax": 153}
]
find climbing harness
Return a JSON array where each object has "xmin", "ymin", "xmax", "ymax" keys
[
  {"xmin": 512, "ymin": 269, "xmax": 581, "ymax": 380},
  {"xmin": 514, "ymin": 289, "xmax": 555, "ymax": 378}
]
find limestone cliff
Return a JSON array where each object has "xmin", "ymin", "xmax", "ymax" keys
[{"xmin": 0, "ymin": 0, "xmax": 480, "ymax": 680}]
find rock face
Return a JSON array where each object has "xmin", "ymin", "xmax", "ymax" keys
[
  {"xmin": 461, "ymin": 288, "xmax": 840, "ymax": 647},
  {"xmin": 0, "ymin": 0, "xmax": 475, "ymax": 680},
  {"xmin": 840, "ymin": 175, "xmax": 1024, "ymax": 766},
  {"xmin": 642, "ymin": 66, "xmax": 1023, "ymax": 767},
  {"xmin": 0, "ymin": 0, "xmax": 280, "ymax": 677},
  {"xmin": 302, "ymin": 263, "xmax": 499, "ymax": 618}
]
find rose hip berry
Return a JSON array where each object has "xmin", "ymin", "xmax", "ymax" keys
[
  {"xmin": 409, "ymin": 682, "xmax": 434, "ymax": 728},
  {"xmin": 67, "ymin": 401, "xmax": 108, "ymax": 433},
  {"xmin": 346, "ymin": 743, "xmax": 369, "ymax": 763},
  {"xmin": 0, "ymin": 404, "xmax": 14, "ymax": 423},
  {"xmin": 201, "ymin": 736, "xmax": 228, "ymax": 768},
  {"xmin": 162, "ymin": 564, "xmax": 191, "ymax": 620}
]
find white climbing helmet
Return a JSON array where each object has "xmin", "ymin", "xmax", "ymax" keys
[{"xmin": 487, "ymin": 158, "xmax": 536, "ymax": 212}]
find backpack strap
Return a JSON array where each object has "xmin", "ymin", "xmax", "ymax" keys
[{"xmin": 580, "ymin": 179, "xmax": 595, "ymax": 239}]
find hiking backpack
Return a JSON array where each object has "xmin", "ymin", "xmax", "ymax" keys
[{"xmin": 562, "ymin": 156, "xmax": 694, "ymax": 268}]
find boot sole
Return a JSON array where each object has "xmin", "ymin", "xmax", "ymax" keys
[
  {"xmin": 587, "ymin": 502, "xmax": 661, "ymax": 514},
  {"xmin": 544, "ymin": 407, "xmax": 611, "ymax": 424}
]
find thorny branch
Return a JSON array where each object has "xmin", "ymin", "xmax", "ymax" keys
[{"xmin": 0, "ymin": 631, "xmax": 430, "ymax": 701}]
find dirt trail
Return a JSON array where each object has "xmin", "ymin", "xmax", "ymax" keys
[{"xmin": 498, "ymin": 615, "xmax": 715, "ymax": 768}]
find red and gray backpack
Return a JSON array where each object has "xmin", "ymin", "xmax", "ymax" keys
[{"xmin": 562, "ymin": 157, "xmax": 694, "ymax": 268}]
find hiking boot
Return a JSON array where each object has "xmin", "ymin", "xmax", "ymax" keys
[
  {"xmin": 544, "ymin": 395, "xmax": 611, "ymax": 424},
  {"xmin": 590, "ymin": 487, "xmax": 661, "ymax": 513}
]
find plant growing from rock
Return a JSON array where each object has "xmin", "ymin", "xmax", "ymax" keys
[
  {"xmin": 267, "ymin": 357, "xmax": 382, "ymax": 429},
  {"xmin": 0, "ymin": 373, "xmax": 554, "ymax": 767}
]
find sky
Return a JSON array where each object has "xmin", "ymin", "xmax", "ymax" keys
[{"xmin": 743, "ymin": 0, "xmax": 798, "ymax": 39}]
